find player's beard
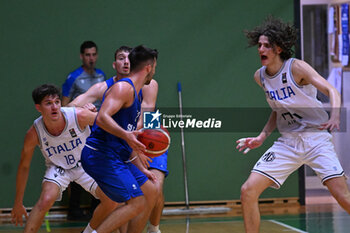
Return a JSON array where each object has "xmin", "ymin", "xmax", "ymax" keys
[
  {"xmin": 145, "ymin": 78, "xmax": 151, "ymax": 85},
  {"xmin": 144, "ymin": 72, "xmax": 153, "ymax": 85}
]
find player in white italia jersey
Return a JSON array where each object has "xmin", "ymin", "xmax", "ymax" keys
[
  {"xmin": 34, "ymin": 106, "xmax": 90, "ymax": 170},
  {"xmin": 236, "ymin": 16, "xmax": 350, "ymax": 233},
  {"xmin": 11, "ymin": 84, "xmax": 118, "ymax": 233}
]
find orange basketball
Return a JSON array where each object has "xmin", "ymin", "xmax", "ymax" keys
[{"xmin": 137, "ymin": 127, "xmax": 170, "ymax": 157}]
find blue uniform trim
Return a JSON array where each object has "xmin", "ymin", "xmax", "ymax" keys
[
  {"xmin": 62, "ymin": 67, "xmax": 106, "ymax": 97},
  {"xmin": 95, "ymin": 68, "xmax": 105, "ymax": 76},
  {"xmin": 252, "ymin": 169, "xmax": 281, "ymax": 187},
  {"xmin": 62, "ymin": 67, "xmax": 84, "ymax": 96},
  {"xmin": 105, "ymin": 77, "xmax": 115, "ymax": 89},
  {"xmin": 321, "ymin": 171, "xmax": 344, "ymax": 183},
  {"xmin": 43, "ymin": 177, "xmax": 62, "ymax": 188}
]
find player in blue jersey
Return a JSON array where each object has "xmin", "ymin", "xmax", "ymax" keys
[
  {"xmin": 70, "ymin": 45, "xmax": 167, "ymax": 233},
  {"xmin": 62, "ymin": 41, "xmax": 106, "ymax": 108},
  {"xmin": 11, "ymin": 84, "xmax": 118, "ymax": 233},
  {"xmin": 81, "ymin": 45, "xmax": 159, "ymax": 233},
  {"xmin": 236, "ymin": 16, "xmax": 350, "ymax": 233}
]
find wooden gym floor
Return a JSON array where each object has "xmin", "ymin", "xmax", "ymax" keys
[{"xmin": 1, "ymin": 196, "xmax": 349, "ymax": 233}]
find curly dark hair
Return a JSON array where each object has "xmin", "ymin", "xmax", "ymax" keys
[{"xmin": 244, "ymin": 16, "xmax": 298, "ymax": 60}]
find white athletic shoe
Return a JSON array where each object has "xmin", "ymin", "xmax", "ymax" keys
[{"xmin": 147, "ymin": 231, "xmax": 161, "ymax": 233}]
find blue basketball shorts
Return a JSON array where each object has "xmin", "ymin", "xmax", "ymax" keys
[
  {"xmin": 148, "ymin": 150, "xmax": 169, "ymax": 177},
  {"xmin": 81, "ymin": 145, "xmax": 148, "ymax": 203}
]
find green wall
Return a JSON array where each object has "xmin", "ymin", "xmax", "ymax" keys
[{"xmin": 0, "ymin": 0, "xmax": 296, "ymax": 208}]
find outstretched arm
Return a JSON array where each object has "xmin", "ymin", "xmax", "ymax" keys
[
  {"xmin": 292, "ymin": 59, "xmax": 341, "ymax": 131},
  {"xmin": 68, "ymin": 82, "xmax": 107, "ymax": 111},
  {"xmin": 11, "ymin": 126, "xmax": 38, "ymax": 226}
]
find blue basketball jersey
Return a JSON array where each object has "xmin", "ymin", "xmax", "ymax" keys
[
  {"xmin": 103, "ymin": 76, "xmax": 143, "ymax": 102},
  {"xmin": 105, "ymin": 76, "xmax": 115, "ymax": 89},
  {"xmin": 86, "ymin": 78, "xmax": 142, "ymax": 161}
]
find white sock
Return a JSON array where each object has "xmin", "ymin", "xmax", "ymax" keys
[
  {"xmin": 148, "ymin": 224, "xmax": 159, "ymax": 232},
  {"xmin": 83, "ymin": 223, "xmax": 94, "ymax": 233}
]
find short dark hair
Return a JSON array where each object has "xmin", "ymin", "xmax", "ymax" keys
[
  {"xmin": 32, "ymin": 84, "xmax": 61, "ymax": 104},
  {"xmin": 244, "ymin": 16, "xmax": 297, "ymax": 60},
  {"xmin": 114, "ymin": 45, "xmax": 132, "ymax": 60},
  {"xmin": 129, "ymin": 45, "xmax": 158, "ymax": 72},
  {"xmin": 80, "ymin": 41, "xmax": 97, "ymax": 54}
]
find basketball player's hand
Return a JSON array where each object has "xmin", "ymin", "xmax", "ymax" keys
[
  {"xmin": 143, "ymin": 169, "xmax": 157, "ymax": 183},
  {"xmin": 82, "ymin": 103, "xmax": 97, "ymax": 112},
  {"xmin": 139, "ymin": 153, "xmax": 152, "ymax": 169},
  {"xmin": 125, "ymin": 131, "xmax": 146, "ymax": 155},
  {"xmin": 11, "ymin": 204, "xmax": 28, "ymax": 226},
  {"xmin": 236, "ymin": 137, "xmax": 263, "ymax": 154},
  {"xmin": 319, "ymin": 118, "xmax": 340, "ymax": 131}
]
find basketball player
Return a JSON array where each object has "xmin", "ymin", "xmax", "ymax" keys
[
  {"xmin": 11, "ymin": 84, "xmax": 118, "ymax": 233},
  {"xmin": 70, "ymin": 45, "xmax": 168, "ymax": 233},
  {"xmin": 81, "ymin": 45, "xmax": 159, "ymax": 233},
  {"xmin": 236, "ymin": 16, "xmax": 350, "ymax": 233}
]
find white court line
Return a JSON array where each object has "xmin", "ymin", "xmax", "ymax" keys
[{"xmin": 268, "ymin": 220, "xmax": 308, "ymax": 233}]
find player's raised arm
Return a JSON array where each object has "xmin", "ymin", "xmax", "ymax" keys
[
  {"xmin": 96, "ymin": 82, "xmax": 146, "ymax": 154},
  {"xmin": 68, "ymin": 82, "xmax": 107, "ymax": 110},
  {"xmin": 11, "ymin": 126, "xmax": 38, "ymax": 226}
]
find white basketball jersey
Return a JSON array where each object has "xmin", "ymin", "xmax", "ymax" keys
[
  {"xmin": 260, "ymin": 58, "xmax": 328, "ymax": 133},
  {"xmin": 34, "ymin": 107, "xmax": 91, "ymax": 169}
]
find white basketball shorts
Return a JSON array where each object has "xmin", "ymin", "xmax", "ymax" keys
[
  {"xmin": 252, "ymin": 131, "xmax": 344, "ymax": 189},
  {"xmin": 42, "ymin": 162, "xmax": 98, "ymax": 201}
]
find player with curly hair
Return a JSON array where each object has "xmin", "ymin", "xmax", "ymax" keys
[{"xmin": 236, "ymin": 16, "xmax": 350, "ymax": 233}]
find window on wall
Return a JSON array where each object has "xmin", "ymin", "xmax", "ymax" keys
[{"xmin": 302, "ymin": 4, "xmax": 329, "ymax": 102}]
